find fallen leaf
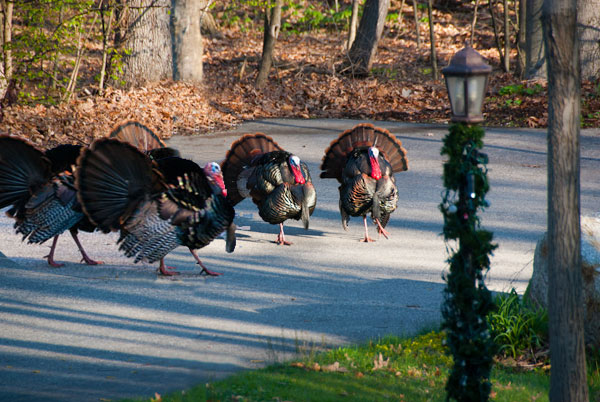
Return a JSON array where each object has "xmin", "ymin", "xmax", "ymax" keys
[
  {"xmin": 321, "ymin": 361, "xmax": 348, "ymax": 373},
  {"xmin": 372, "ymin": 353, "xmax": 389, "ymax": 371}
]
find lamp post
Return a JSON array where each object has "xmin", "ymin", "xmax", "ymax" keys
[
  {"xmin": 442, "ymin": 45, "xmax": 492, "ymax": 124},
  {"xmin": 440, "ymin": 45, "xmax": 496, "ymax": 402}
]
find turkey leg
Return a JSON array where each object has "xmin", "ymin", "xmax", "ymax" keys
[
  {"xmin": 361, "ymin": 216, "xmax": 375, "ymax": 242},
  {"xmin": 70, "ymin": 229, "xmax": 103, "ymax": 265},
  {"xmin": 45, "ymin": 235, "xmax": 64, "ymax": 267},
  {"xmin": 189, "ymin": 248, "xmax": 222, "ymax": 276},
  {"xmin": 276, "ymin": 223, "xmax": 292, "ymax": 245},
  {"xmin": 158, "ymin": 258, "xmax": 180, "ymax": 276},
  {"xmin": 375, "ymin": 219, "xmax": 390, "ymax": 240}
]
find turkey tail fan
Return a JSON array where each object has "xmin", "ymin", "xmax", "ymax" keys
[
  {"xmin": 108, "ymin": 121, "xmax": 166, "ymax": 152},
  {"xmin": 366, "ymin": 125, "xmax": 409, "ymax": 174},
  {"xmin": 76, "ymin": 138, "xmax": 164, "ymax": 233},
  {"xmin": 147, "ymin": 147, "xmax": 180, "ymax": 161},
  {"xmin": 321, "ymin": 123, "xmax": 409, "ymax": 180},
  {"xmin": 0, "ymin": 136, "xmax": 52, "ymax": 210},
  {"xmin": 45, "ymin": 144, "xmax": 83, "ymax": 175},
  {"xmin": 221, "ymin": 133, "xmax": 284, "ymax": 205}
]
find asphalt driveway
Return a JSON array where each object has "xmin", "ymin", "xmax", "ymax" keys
[{"xmin": 0, "ymin": 119, "xmax": 598, "ymax": 401}]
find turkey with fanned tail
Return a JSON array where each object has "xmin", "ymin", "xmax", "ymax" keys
[
  {"xmin": 320, "ymin": 123, "xmax": 408, "ymax": 242},
  {"xmin": 0, "ymin": 136, "xmax": 100, "ymax": 266},
  {"xmin": 76, "ymin": 138, "xmax": 235, "ymax": 276},
  {"xmin": 221, "ymin": 133, "xmax": 316, "ymax": 245}
]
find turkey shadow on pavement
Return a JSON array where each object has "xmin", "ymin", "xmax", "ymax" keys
[{"xmin": 0, "ymin": 248, "xmax": 445, "ymax": 402}]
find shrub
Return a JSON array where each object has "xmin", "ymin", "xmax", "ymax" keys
[{"xmin": 487, "ymin": 289, "xmax": 548, "ymax": 360}]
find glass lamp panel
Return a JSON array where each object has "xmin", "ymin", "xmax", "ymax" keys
[
  {"xmin": 446, "ymin": 76, "xmax": 466, "ymax": 116},
  {"xmin": 466, "ymin": 75, "xmax": 487, "ymax": 117}
]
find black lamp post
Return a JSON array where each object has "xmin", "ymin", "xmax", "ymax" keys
[
  {"xmin": 442, "ymin": 45, "xmax": 492, "ymax": 124},
  {"xmin": 440, "ymin": 45, "xmax": 497, "ymax": 401}
]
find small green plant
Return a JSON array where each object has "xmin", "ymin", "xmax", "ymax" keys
[
  {"xmin": 499, "ymin": 83, "xmax": 543, "ymax": 97},
  {"xmin": 487, "ymin": 289, "xmax": 548, "ymax": 360}
]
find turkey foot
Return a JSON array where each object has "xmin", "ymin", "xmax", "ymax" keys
[
  {"xmin": 71, "ymin": 229, "xmax": 103, "ymax": 265},
  {"xmin": 45, "ymin": 236, "xmax": 64, "ymax": 267},
  {"xmin": 276, "ymin": 224, "xmax": 292, "ymax": 246},
  {"xmin": 360, "ymin": 216, "xmax": 375, "ymax": 243},
  {"xmin": 375, "ymin": 219, "xmax": 390, "ymax": 240},
  {"xmin": 189, "ymin": 248, "xmax": 222, "ymax": 276},
  {"xmin": 158, "ymin": 258, "xmax": 180, "ymax": 276}
]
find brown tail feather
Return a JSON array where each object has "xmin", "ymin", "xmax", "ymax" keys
[
  {"xmin": 0, "ymin": 136, "xmax": 52, "ymax": 210},
  {"xmin": 221, "ymin": 133, "xmax": 283, "ymax": 205},
  {"xmin": 108, "ymin": 121, "xmax": 166, "ymax": 152},
  {"xmin": 76, "ymin": 138, "xmax": 164, "ymax": 233},
  {"xmin": 320, "ymin": 123, "xmax": 409, "ymax": 180}
]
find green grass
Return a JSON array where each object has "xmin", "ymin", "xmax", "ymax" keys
[{"xmin": 121, "ymin": 331, "xmax": 571, "ymax": 402}]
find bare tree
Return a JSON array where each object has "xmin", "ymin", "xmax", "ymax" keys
[
  {"xmin": 516, "ymin": 0, "xmax": 527, "ymax": 77},
  {"xmin": 503, "ymin": 0, "xmax": 510, "ymax": 72},
  {"xmin": 344, "ymin": 0, "xmax": 390, "ymax": 76},
  {"xmin": 0, "ymin": 0, "xmax": 12, "ymax": 93},
  {"xmin": 346, "ymin": 0, "xmax": 360, "ymax": 49},
  {"xmin": 412, "ymin": 0, "xmax": 421, "ymax": 48},
  {"xmin": 99, "ymin": 0, "xmax": 115, "ymax": 94},
  {"xmin": 578, "ymin": 0, "xmax": 600, "ymax": 80},
  {"xmin": 542, "ymin": 0, "xmax": 588, "ymax": 400},
  {"xmin": 426, "ymin": 0, "xmax": 437, "ymax": 79},
  {"xmin": 172, "ymin": 0, "xmax": 206, "ymax": 83},
  {"xmin": 116, "ymin": 0, "xmax": 172, "ymax": 88},
  {"xmin": 256, "ymin": 0, "xmax": 282, "ymax": 88}
]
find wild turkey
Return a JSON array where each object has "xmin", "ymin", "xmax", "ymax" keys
[
  {"xmin": 320, "ymin": 123, "xmax": 408, "ymax": 242},
  {"xmin": 221, "ymin": 133, "xmax": 317, "ymax": 245},
  {"xmin": 76, "ymin": 138, "xmax": 236, "ymax": 276},
  {"xmin": 0, "ymin": 136, "xmax": 100, "ymax": 266}
]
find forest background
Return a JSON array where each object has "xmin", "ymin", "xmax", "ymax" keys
[{"xmin": 0, "ymin": 0, "xmax": 598, "ymax": 148}]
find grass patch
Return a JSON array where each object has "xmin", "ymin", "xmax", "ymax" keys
[
  {"xmin": 121, "ymin": 331, "xmax": 563, "ymax": 402},
  {"xmin": 122, "ymin": 290, "xmax": 600, "ymax": 401}
]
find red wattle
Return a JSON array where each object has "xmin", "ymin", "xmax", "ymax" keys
[
  {"xmin": 291, "ymin": 165, "xmax": 306, "ymax": 184},
  {"xmin": 369, "ymin": 156, "xmax": 382, "ymax": 180}
]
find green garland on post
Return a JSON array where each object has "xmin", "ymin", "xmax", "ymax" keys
[{"xmin": 440, "ymin": 123, "xmax": 498, "ymax": 401}]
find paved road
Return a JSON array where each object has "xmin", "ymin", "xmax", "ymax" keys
[{"xmin": 0, "ymin": 119, "xmax": 598, "ymax": 401}]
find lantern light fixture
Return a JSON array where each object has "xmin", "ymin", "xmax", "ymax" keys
[{"xmin": 442, "ymin": 45, "xmax": 492, "ymax": 124}]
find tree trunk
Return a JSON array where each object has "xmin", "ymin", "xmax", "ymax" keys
[
  {"xmin": 503, "ymin": 0, "xmax": 510, "ymax": 72},
  {"xmin": 256, "ymin": 0, "xmax": 282, "ymax": 89},
  {"xmin": 525, "ymin": 0, "xmax": 545, "ymax": 78},
  {"xmin": 577, "ymin": 0, "xmax": 600, "ymax": 80},
  {"xmin": 200, "ymin": 10, "xmax": 223, "ymax": 38},
  {"xmin": 172, "ymin": 0, "xmax": 204, "ymax": 83},
  {"xmin": 427, "ymin": 0, "xmax": 438, "ymax": 80},
  {"xmin": 412, "ymin": 0, "xmax": 421, "ymax": 48},
  {"xmin": 346, "ymin": 0, "xmax": 390, "ymax": 76},
  {"xmin": 542, "ymin": 0, "xmax": 588, "ymax": 400},
  {"xmin": 470, "ymin": 0, "xmax": 480, "ymax": 45},
  {"xmin": 117, "ymin": 0, "xmax": 171, "ymax": 88},
  {"xmin": 1, "ymin": 0, "xmax": 12, "ymax": 83},
  {"xmin": 516, "ymin": 0, "xmax": 527, "ymax": 77},
  {"xmin": 347, "ymin": 0, "xmax": 360, "ymax": 50}
]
